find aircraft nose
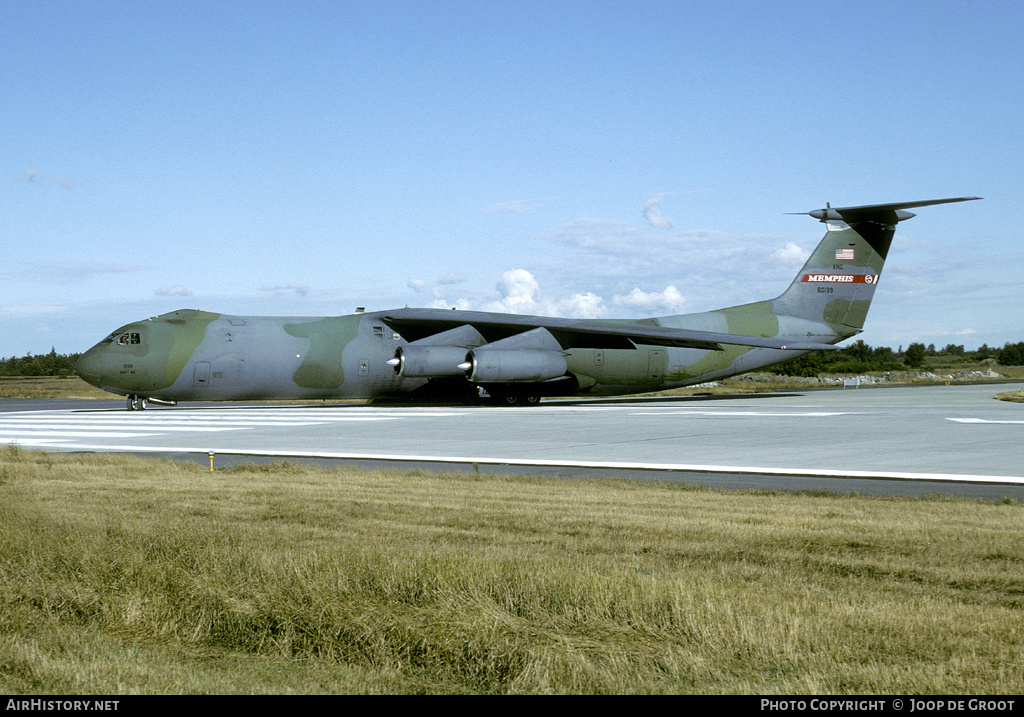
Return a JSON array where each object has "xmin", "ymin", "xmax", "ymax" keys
[{"xmin": 75, "ymin": 351, "xmax": 105, "ymax": 388}]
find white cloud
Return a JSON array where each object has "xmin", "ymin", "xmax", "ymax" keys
[
  {"xmin": 484, "ymin": 271, "xmax": 608, "ymax": 318},
  {"xmin": 551, "ymin": 217, "xmax": 648, "ymax": 257},
  {"xmin": 491, "ymin": 269, "xmax": 539, "ymax": 312},
  {"xmin": 613, "ymin": 285, "xmax": 687, "ymax": 314},
  {"xmin": 564, "ymin": 292, "xmax": 607, "ymax": 319},
  {"xmin": 258, "ymin": 284, "xmax": 309, "ymax": 296},
  {"xmin": 643, "ymin": 193, "xmax": 676, "ymax": 229},
  {"xmin": 402, "ymin": 213, "xmax": 859, "ymax": 325},
  {"xmin": 156, "ymin": 285, "xmax": 192, "ymax": 297},
  {"xmin": 770, "ymin": 241, "xmax": 810, "ymax": 266},
  {"xmin": 409, "ymin": 273, "xmax": 467, "ymax": 297},
  {"xmin": 483, "ymin": 197, "xmax": 550, "ymax": 213},
  {"xmin": 427, "ymin": 297, "xmax": 473, "ymax": 311},
  {"xmin": 437, "ymin": 272, "xmax": 466, "ymax": 285},
  {"xmin": 424, "ymin": 269, "xmax": 610, "ymax": 319},
  {"xmin": 0, "ymin": 302, "xmax": 64, "ymax": 318},
  {"xmin": 545, "ymin": 215, "xmax": 823, "ymax": 311},
  {"xmin": 15, "ymin": 169, "xmax": 71, "ymax": 190}
]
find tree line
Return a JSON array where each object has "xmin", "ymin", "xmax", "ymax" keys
[
  {"xmin": 2, "ymin": 342, "xmax": 1023, "ymax": 379},
  {"xmin": 774, "ymin": 341, "xmax": 1024, "ymax": 377},
  {"xmin": 0, "ymin": 349, "xmax": 82, "ymax": 378}
]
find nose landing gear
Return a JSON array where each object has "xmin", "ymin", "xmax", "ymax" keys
[{"xmin": 126, "ymin": 394, "xmax": 147, "ymax": 411}]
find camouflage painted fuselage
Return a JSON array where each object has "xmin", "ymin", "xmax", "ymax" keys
[
  {"xmin": 75, "ymin": 306, "xmax": 817, "ymax": 401},
  {"xmin": 75, "ymin": 198, "xmax": 978, "ymax": 404}
]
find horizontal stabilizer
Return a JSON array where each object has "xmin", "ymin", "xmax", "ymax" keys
[
  {"xmin": 791, "ymin": 196, "xmax": 981, "ymax": 224},
  {"xmin": 787, "ymin": 196, "xmax": 981, "ymax": 260}
]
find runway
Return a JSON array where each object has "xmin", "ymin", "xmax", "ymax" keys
[{"xmin": 2, "ymin": 384, "xmax": 1023, "ymax": 499}]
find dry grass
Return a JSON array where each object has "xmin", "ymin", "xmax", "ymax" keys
[
  {"xmin": 0, "ymin": 376, "xmax": 112, "ymax": 400},
  {"xmin": 1, "ymin": 446, "xmax": 1021, "ymax": 694}
]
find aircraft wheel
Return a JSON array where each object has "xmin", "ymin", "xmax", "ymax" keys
[
  {"xmin": 136, "ymin": 396, "xmax": 147, "ymax": 410},
  {"xmin": 126, "ymin": 394, "xmax": 136, "ymax": 411},
  {"xmin": 485, "ymin": 386, "xmax": 541, "ymax": 407},
  {"xmin": 494, "ymin": 392, "xmax": 540, "ymax": 407}
]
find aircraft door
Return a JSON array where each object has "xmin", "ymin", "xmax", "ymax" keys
[
  {"xmin": 193, "ymin": 362, "xmax": 211, "ymax": 388},
  {"xmin": 648, "ymin": 349, "xmax": 666, "ymax": 383}
]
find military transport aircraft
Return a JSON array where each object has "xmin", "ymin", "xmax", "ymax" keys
[{"xmin": 76, "ymin": 197, "xmax": 979, "ymax": 409}]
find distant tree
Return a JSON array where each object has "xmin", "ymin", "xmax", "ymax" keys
[
  {"xmin": 942, "ymin": 344, "xmax": 965, "ymax": 356},
  {"xmin": 844, "ymin": 339, "xmax": 872, "ymax": 362},
  {"xmin": 999, "ymin": 342, "xmax": 1024, "ymax": 366},
  {"xmin": 770, "ymin": 351, "xmax": 831, "ymax": 377},
  {"xmin": 0, "ymin": 350, "xmax": 80, "ymax": 377},
  {"xmin": 904, "ymin": 343, "xmax": 927, "ymax": 368}
]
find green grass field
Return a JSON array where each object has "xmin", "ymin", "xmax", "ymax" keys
[{"xmin": 1, "ymin": 446, "xmax": 1021, "ymax": 694}]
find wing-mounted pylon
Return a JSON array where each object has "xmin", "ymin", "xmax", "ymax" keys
[
  {"xmin": 459, "ymin": 327, "xmax": 568, "ymax": 383},
  {"xmin": 387, "ymin": 324, "xmax": 485, "ymax": 377}
]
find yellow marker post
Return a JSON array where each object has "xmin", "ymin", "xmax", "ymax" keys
[{"xmin": 209, "ymin": 452, "xmax": 214, "ymax": 472}]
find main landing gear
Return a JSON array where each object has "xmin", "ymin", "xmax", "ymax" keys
[
  {"xmin": 485, "ymin": 388, "xmax": 541, "ymax": 406},
  {"xmin": 498, "ymin": 393, "xmax": 540, "ymax": 406}
]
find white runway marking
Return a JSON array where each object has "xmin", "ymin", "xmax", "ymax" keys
[
  {"xmin": 0, "ymin": 407, "xmax": 442, "ymax": 447},
  {"xmin": 630, "ymin": 411, "xmax": 854, "ymax": 417},
  {"xmin": 0, "ymin": 404, "xmax": 855, "ymax": 448},
  {"xmin": 0, "ymin": 429, "xmax": 161, "ymax": 438},
  {"xmin": 947, "ymin": 418, "xmax": 1024, "ymax": 425}
]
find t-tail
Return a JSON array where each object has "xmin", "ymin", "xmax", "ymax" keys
[{"xmin": 765, "ymin": 197, "xmax": 981, "ymax": 341}]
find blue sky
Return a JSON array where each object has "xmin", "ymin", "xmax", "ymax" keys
[{"xmin": 3, "ymin": 0, "xmax": 1021, "ymax": 358}]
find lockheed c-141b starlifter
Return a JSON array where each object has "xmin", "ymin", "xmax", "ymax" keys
[{"xmin": 76, "ymin": 197, "xmax": 979, "ymax": 409}]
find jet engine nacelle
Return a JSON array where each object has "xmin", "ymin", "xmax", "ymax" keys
[
  {"xmin": 389, "ymin": 345, "xmax": 467, "ymax": 377},
  {"xmin": 463, "ymin": 349, "xmax": 568, "ymax": 383}
]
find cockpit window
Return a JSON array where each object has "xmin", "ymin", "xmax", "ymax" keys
[{"xmin": 103, "ymin": 332, "xmax": 142, "ymax": 345}]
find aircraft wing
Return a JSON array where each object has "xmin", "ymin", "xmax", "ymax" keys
[{"xmin": 380, "ymin": 308, "xmax": 838, "ymax": 352}]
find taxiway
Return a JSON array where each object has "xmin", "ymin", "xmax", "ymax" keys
[{"xmin": 2, "ymin": 384, "xmax": 1022, "ymax": 499}]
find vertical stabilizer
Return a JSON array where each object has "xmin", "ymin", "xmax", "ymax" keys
[{"xmin": 772, "ymin": 197, "xmax": 980, "ymax": 339}]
